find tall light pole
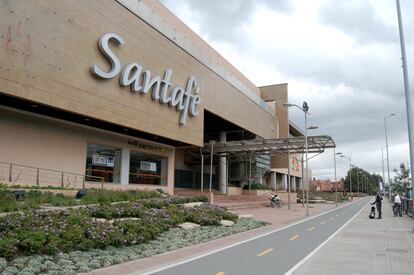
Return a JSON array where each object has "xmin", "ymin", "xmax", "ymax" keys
[
  {"xmin": 384, "ymin": 113, "xmax": 395, "ymax": 201},
  {"xmin": 381, "ymin": 147, "xmax": 386, "ymax": 192},
  {"xmin": 283, "ymin": 102, "xmax": 313, "ymax": 216},
  {"xmin": 396, "ymin": 0, "xmax": 414, "ymax": 210},
  {"xmin": 356, "ymin": 167, "xmax": 360, "ymax": 197},
  {"xmin": 209, "ymin": 140, "xmax": 216, "ymax": 194},
  {"xmin": 340, "ymin": 155, "xmax": 352, "ymax": 197},
  {"xmin": 334, "ymin": 151, "xmax": 342, "ymax": 207}
]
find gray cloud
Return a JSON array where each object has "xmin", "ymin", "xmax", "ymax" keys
[
  {"xmin": 160, "ymin": 0, "xmax": 292, "ymax": 43},
  {"xmin": 318, "ymin": 0, "xmax": 397, "ymax": 45},
  {"xmin": 161, "ymin": 0, "xmax": 414, "ymax": 179}
]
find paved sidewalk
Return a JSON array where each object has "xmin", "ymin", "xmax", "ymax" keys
[
  {"xmin": 292, "ymin": 201, "xmax": 414, "ymax": 274},
  {"xmin": 88, "ymin": 200, "xmax": 353, "ymax": 275}
]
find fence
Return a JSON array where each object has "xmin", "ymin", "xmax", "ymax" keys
[{"xmin": 0, "ymin": 161, "xmax": 104, "ymax": 189}]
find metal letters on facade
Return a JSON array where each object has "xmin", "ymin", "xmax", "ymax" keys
[{"xmin": 91, "ymin": 33, "xmax": 201, "ymax": 125}]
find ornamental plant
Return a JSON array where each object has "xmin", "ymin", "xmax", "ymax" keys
[{"xmin": 0, "ymin": 196, "xmax": 227, "ymax": 259}]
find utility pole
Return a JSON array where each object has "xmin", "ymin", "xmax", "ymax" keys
[{"xmin": 396, "ymin": 0, "xmax": 414, "ymax": 207}]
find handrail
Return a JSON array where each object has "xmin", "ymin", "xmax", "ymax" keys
[{"xmin": 0, "ymin": 161, "xmax": 104, "ymax": 189}]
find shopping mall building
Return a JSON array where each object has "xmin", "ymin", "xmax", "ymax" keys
[{"xmin": 0, "ymin": 0, "xmax": 304, "ymax": 194}]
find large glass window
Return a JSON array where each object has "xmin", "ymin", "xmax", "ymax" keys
[
  {"xmin": 86, "ymin": 144, "xmax": 122, "ymax": 183},
  {"xmin": 129, "ymin": 151, "xmax": 168, "ymax": 185}
]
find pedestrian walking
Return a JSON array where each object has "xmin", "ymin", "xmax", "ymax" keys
[
  {"xmin": 371, "ymin": 192, "xmax": 382, "ymax": 219},
  {"xmin": 393, "ymin": 193, "xmax": 402, "ymax": 217}
]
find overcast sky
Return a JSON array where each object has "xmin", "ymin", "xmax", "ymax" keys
[{"xmin": 160, "ymin": 0, "xmax": 414, "ymax": 182}]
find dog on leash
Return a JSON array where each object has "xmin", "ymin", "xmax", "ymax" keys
[{"xmin": 369, "ymin": 206, "xmax": 376, "ymax": 219}]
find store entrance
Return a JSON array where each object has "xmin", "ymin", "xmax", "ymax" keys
[{"xmin": 129, "ymin": 151, "xmax": 168, "ymax": 185}]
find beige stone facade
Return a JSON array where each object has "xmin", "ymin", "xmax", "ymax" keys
[{"xmin": 0, "ymin": 0, "xmax": 297, "ymax": 194}]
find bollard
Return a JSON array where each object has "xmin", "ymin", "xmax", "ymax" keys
[
  {"xmin": 61, "ymin": 172, "xmax": 64, "ymax": 188},
  {"xmin": 36, "ymin": 168, "xmax": 40, "ymax": 186},
  {"xmin": 9, "ymin": 164, "xmax": 12, "ymax": 182}
]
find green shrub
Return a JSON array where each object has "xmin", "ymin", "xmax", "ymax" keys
[
  {"xmin": 187, "ymin": 195, "xmax": 208, "ymax": 202},
  {"xmin": 42, "ymin": 233, "xmax": 61, "ymax": 255},
  {"xmin": 243, "ymin": 183, "xmax": 271, "ymax": 190},
  {"xmin": 0, "ymin": 238, "xmax": 18, "ymax": 259},
  {"xmin": 0, "ymin": 197, "xmax": 239, "ymax": 258},
  {"xmin": 18, "ymin": 231, "xmax": 48, "ymax": 255}
]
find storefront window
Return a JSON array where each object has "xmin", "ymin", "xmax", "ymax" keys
[
  {"xmin": 85, "ymin": 144, "xmax": 122, "ymax": 183},
  {"xmin": 129, "ymin": 151, "xmax": 167, "ymax": 185}
]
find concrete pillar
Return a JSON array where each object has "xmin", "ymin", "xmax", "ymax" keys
[
  {"xmin": 219, "ymin": 132, "xmax": 227, "ymax": 194},
  {"xmin": 120, "ymin": 148, "xmax": 130, "ymax": 185},
  {"xmin": 167, "ymin": 149, "xmax": 175, "ymax": 195},
  {"xmin": 160, "ymin": 159, "xmax": 168, "ymax": 186},
  {"xmin": 292, "ymin": 177, "xmax": 296, "ymax": 192},
  {"xmin": 299, "ymin": 178, "xmax": 303, "ymax": 190},
  {"xmin": 282, "ymin": 174, "xmax": 288, "ymax": 191},
  {"xmin": 271, "ymin": 171, "xmax": 277, "ymax": 191}
]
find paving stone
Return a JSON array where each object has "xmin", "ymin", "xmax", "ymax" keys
[
  {"xmin": 183, "ymin": 202, "xmax": 204, "ymax": 208},
  {"xmin": 178, "ymin": 222, "xmax": 200, "ymax": 230},
  {"xmin": 238, "ymin": 214, "xmax": 253, "ymax": 219},
  {"xmin": 220, "ymin": 220, "xmax": 234, "ymax": 227},
  {"xmin": 293, "ymin": 201, "xmax": 414, "ymax": 274}
]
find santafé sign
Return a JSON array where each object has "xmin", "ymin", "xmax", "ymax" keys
[{"xmin": 91, "ymin": 33, "xmax": 201, "ymax": 126}]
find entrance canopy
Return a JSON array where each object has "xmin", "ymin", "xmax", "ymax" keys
[{"xmin": 200, "ymin": 135, "xmax": 336, "ymax": 156}]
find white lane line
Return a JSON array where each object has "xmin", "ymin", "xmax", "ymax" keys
[
  {"xmin": 139, "ymin": 200, "xmax": 362, "ymax": 275},
  {"xmin": 284, "ymin": 199, "xmax": 370, "ymax": 275},
  {"xmin": 307, "ymin": 227, "xmax": 315, "ymax": 231}
]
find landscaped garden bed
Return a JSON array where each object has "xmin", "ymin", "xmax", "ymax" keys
[
  {"xmin": 0, "ymin": 196, "xmax": 267, "ymax": 274},
  {"xmin": 0, "ymin": 186, "xmax": 177, "ymax": 212}
]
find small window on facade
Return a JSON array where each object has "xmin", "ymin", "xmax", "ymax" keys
[
  {"xmin": 129, "ymin": 151, "xmax": 168, "ymax": 185},
  {"xmin": 85, "ymin": 144, "xmax": 122, "ymax": 183}
]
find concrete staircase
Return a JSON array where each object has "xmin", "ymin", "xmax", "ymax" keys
[
  {"xmin": 215, "ymin": 195, "xmax": 268, "ymax": 210},
  {"xmin": 174, "ymin": 188, "xmax": 296, "ymax": 211}
]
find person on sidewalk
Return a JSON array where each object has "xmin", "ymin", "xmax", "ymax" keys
[
  {"xmin": 371, "ymin": 192, "xmax": 382, "ymax": 219},
  {"xmin": 394, "ymin": 193, "xmax": 402, "ymax": 217}
]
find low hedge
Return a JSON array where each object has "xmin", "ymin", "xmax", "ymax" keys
[
  {"xmin": 0, "ymin": 196, "xmax": 233, "ymax": 259},
  {"xmin": 243, "ymin": 183, "xmax": 271, "ymax": 190},
  {"xmin": 0, "ymin": 189, "xmax": 163, "ymax": 212},
  {"xmin": 0, "ymin": 188, "xmax": 209, "ymax": 213}
]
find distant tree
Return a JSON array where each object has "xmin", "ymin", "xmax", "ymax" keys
[
  {"xmin": 343, "ymin": 168, "xmax": 380, "ymax": 194},
  {"xmin": 390, "ymin": 163, "xmax": 410, "ymax": 195}
]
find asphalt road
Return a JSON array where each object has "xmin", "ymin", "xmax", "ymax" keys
[{"xmin": 146, "ymin": 197, "xmax": 370, "ymax": 275}]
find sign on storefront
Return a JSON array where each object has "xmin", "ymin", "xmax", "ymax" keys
[
  {"xmin": 140, "ymin": 161, "xmax": 157, "ymax": 172},
  {"xmin": 92, "ymin": 154, "xmax": 114, "ymax": 167},
  {"xmin": 91, "ymin": 33, "xmax": 201, "ymax": 126}
]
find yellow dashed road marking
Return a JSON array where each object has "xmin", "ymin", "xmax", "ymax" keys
[
  {"xmin": 257, "ymin": 248, "xmax": 273, "ymax": 257},
  {"xmin": 308, "ymin": 227, "xmax": 315, "ymax": 231},
  {"xmin": 216, "ymin": 272, "xmax": 225, "ymax": 275},
  {"xmin": 289, "ymin": 235, "xmax": 300, "ymax": 240},
  {"xmin": 320, "ymin": 221, "xmax": 326, "ymax": 224}
]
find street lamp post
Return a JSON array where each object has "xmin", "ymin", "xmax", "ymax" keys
[
  {"xmin": 340, "ymin": 155, "xmax": 352, "ymax": 197},
  {"xmin": 356, "ymin": 167, "xmax": 359, "ymax": 197},
  {"xmin": 283, "ymin": 102, "xmax": 313, "ymax": 216},
  {"xmin": 209, "ymin": 140, "xmax": 216, "ymax": 194},
  {"xmin": 384, "ymin": 114, "xmax": 395, "ymax": 201},
  {"xmin": 381, "ymin": 147, "xmax": 386, "ymax": 192},
  {"xmin": 395, "ymin": 0, "xmax": 414, "ymax": 215},
  {"xmin": 304, "ymin": 103, "xmax": 310, "ymax": 216},
  {"xmin": 335, "ymin": 151, "xmax": 343, "ymax": 207}
]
